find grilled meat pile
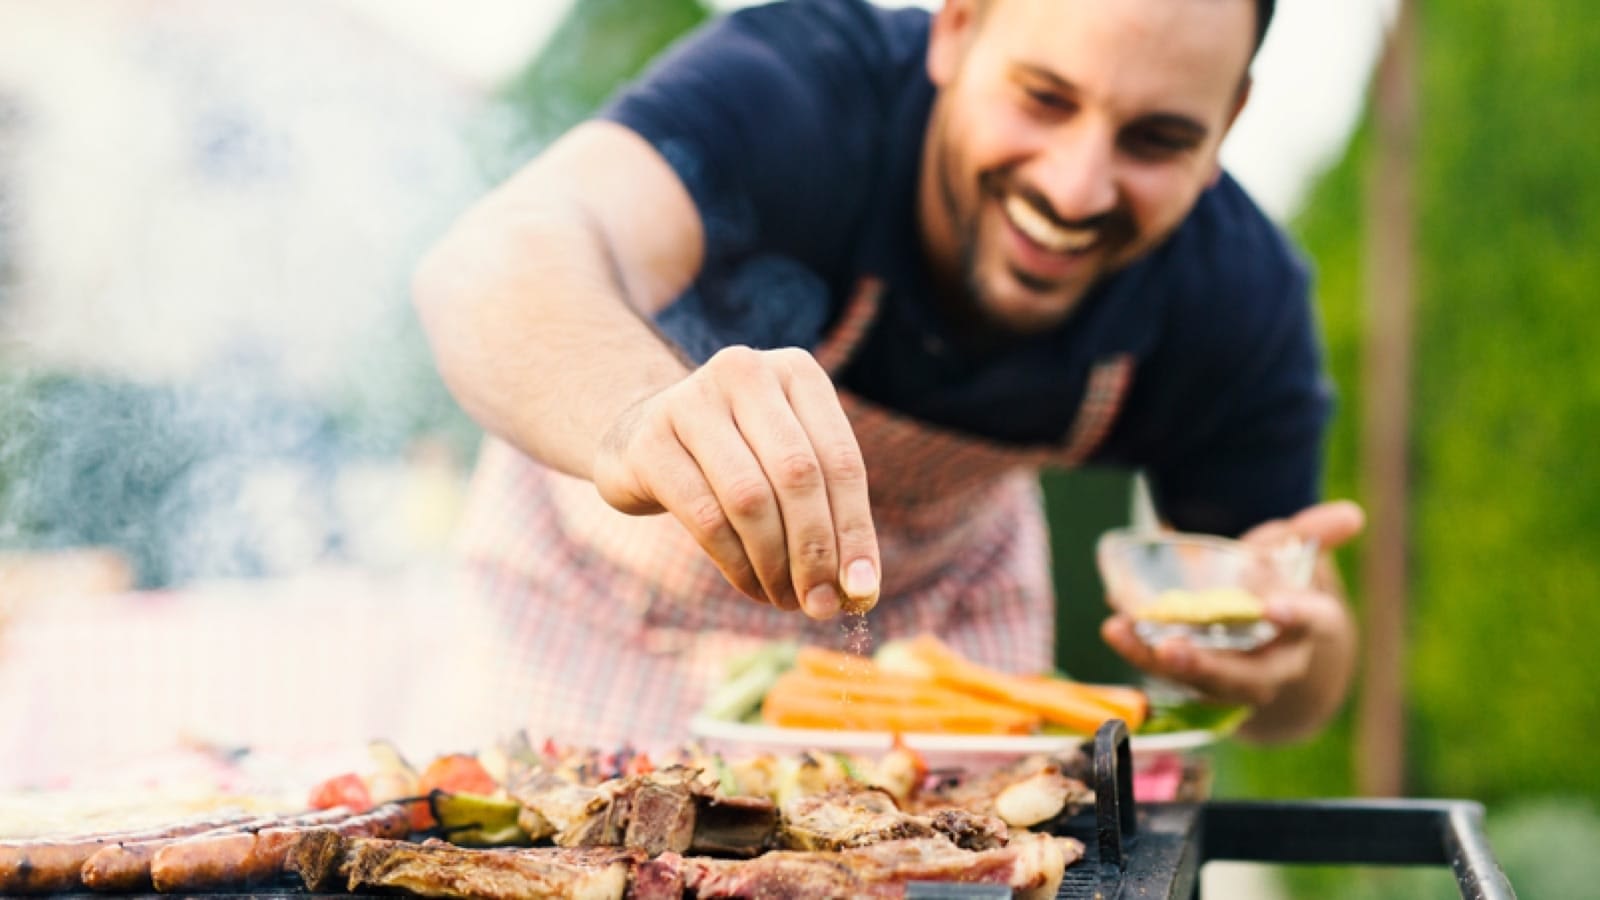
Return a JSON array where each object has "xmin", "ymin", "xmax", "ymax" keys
[{"xmin": 1, "ymin": 737, "xmax": 1093, "ymax": 898}]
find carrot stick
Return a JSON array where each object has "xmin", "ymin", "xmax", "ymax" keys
[
  {"xmin": 909, "ymin": 635, "xmax": 1146, "ymax": 732},
  {"xmin": 761, "ymin": 686, "xmax": 1038, "ymax": 735},
  {"xmin": 1070, "ymin": 683, "xmax": 1149, "ymax": 727},
  {"xmin": 793, "ymin": 646, "xmax": 885, "ymax": 680},
  {"xmin": 1022, "ymin": 675, "xmax": 1150, "ymax": 728},
  {"xmin": 770, "ymin": 670, "xmax": 1042, "ymax": 719}
]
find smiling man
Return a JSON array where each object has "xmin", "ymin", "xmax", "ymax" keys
[
  {"xmin": 921, "ymin": 0, "xmax": 1256, "ymax": 334},
  {"xmin": 415, "ymin": 0, "xmax": 1364, "ymax": 748}
]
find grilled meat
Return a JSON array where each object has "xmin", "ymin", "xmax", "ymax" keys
[
  {"xmin": 778, "ymin": 787, "xmax": 1007, "ymax": 852},
  {"xmin": 150, "ymin": 803, "xmax": 408, "ymax": 892},
  {"xmin": 0, "ymin": 811, "xmax": 258, "ymax": 895},
  {"xmin": 81, "ymin": 808, "xmax": 350, "ymax": 893},
  {"xmin": 993, "ymin": 767, "xmax": 1088, "ymax": 828},
  {"xmin": 512, "ymin": 765, "xmax": 778, "ymax": 858},
  {"xmin": 926, "ymin": 808, "xmax": 1010, "ymax": 852},
  {"xmin": 668, "ymin": 832, "xmax": 1082, "ymax": 900},
  {"xmin": 690, "ymin": 794, "xmax": 779, "ymax": 858},
  {"xmin": 909, "ymin": 754, "xmax": 1093, "ymax": 827},
  {"xmin": 312, "ymin": 835, "xmax": 638, "ymax": 900}
]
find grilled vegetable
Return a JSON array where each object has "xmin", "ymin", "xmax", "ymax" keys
[
  {"xmin": 410, "ymin": 754, "xmax": 500, "ymax": 830},
  {"xmin": 907, "ymin": 635, "xmax": 1148, "ymax": 732},
  {"xmin": 428, "ymin": 791, "xmax": 530, "ymax": 847},
  {"xmin": 701, "ymin": 642, "xmax": 799, "ymax": 722},
  {"xmin": 308, "ymin": 772, "xmax": 373, "ymax": 813}
]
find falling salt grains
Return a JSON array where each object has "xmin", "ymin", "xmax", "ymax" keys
[
  {"xmin": 841, "ymin": 609, "xmax": 873, "ymax": 658},
  {"xmin": 834, "ymin": 608, "xmax": 874, "ymax": 710}
]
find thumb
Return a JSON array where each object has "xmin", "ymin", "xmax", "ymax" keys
[{"xmin": 1288, "ymin": 500, "xmax": 1366, "ymax": 550}]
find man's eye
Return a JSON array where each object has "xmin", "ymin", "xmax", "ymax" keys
[
  {"xmin": 1123, "ymin": 130, "xmax": 1193, "ymax": 160},
  {"xmin": 1022, "ymin": 88, "xmax": 1073, "ymax": 114}
]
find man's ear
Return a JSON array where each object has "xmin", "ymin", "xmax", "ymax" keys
[
  {"xmin": 1209, "ymin": 74, "xmax": 1254, "ymax": 186},
  {"xmin": 1228, "ymin": 74, "xmax": 1254, "ymax": 130},
  {"xmin": 928, "ymin": 0, "xmax": 982, "ymax": 87}
]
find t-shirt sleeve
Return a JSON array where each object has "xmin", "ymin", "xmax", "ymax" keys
[
  {"xmin": 598, "ymin": 0, "xmax": 890, "ymax": 273},
  {"xmin": 1145, "ymin": 238, "xmax": 1333, "ymax": 538}
]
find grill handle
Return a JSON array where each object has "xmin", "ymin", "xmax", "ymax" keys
[
  {"xmin": 1091, "ymin": 718, "xmax": 1136, "ymax": 872},
  {"xmin": 1200, "ymin": 799, "xmax": 1517, "ymax": 899}
]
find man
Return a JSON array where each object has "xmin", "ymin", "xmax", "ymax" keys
[{"xmin": 415, "ymin": 0, "xmax": 1365, "ymax": 748}]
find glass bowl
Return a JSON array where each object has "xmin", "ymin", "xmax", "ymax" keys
[{"xmin": 1095, "ymin": 529, "xmax": 1315, "ymax": 651}]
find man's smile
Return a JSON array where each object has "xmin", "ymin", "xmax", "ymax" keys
[{"xmin": 1002, "ymin": 193, "xmax": 1099, "ymax": 254}]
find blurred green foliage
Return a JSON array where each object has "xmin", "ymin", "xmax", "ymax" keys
[
  {"xmin": 1404, "ymin": 0, "xmax": 1600, "ymax": 806},
  {"xmin": 498, "ymin": 0, "xmax": 708, "ymax": 158},
  {"xmin": 1216, "ymin": 0, "xmax": 1600, "ymax": 815}
]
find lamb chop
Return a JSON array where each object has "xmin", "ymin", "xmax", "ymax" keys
[
  {"xmin": 908, "ymin": 754, "xmax": 1094, "ymax": 828},
  {"xmin": 667, "ymin": 831, "xmax": 1082, "ymax": 900},
  {"xmin": 295, "ymin": 835, "xmax": 641, "ymax": 900},
  {"xmin": 510, "ymin": 765, "xmax": 778, "ymax": 858},
  {"xmin": 777, "ymin": 787, "xmax": 1008, "ymax": 852}
]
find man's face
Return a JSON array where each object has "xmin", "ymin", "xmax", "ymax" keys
[{"xmin": 921, "ymin": 0, "xmax": 1256, "ymax": 334}]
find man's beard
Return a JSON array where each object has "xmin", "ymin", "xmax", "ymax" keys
[{"xmin": 937, "ymin": 157, "xmax": 1138, "ymax": 339}]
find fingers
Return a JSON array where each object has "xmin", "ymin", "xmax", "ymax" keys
[
  {"xmin": 675, "ymin": 363, "xmax": 804, "ymax": 612},
  {"xmin": 1101, "ymin": 614, "xmax": 1314, "ymax": 708},
  {"xmin": 1241, "ymin": 500, "xmax": 1366, "ymax": 550},
  {"xmin": 596, "ymin": 346, "xmax": 878, "ymax": 620},
  {"xmin": 1263, "ymin": 589, "xmax": 1346, "ymax": 644},
  {"xmin": 1288, "ymin": 500, "xmax": 1366, "ymax": 548},
  {"xmin": 776, "ymin": 350, "xmax": 880, "ymax": 612},
  {"xmin": 717, "ymin": 351, "xmax": 841, "ymax": 617},
  {"xmin": 613, "ymin": 409, "xmax": 769, "ymax": 605}
]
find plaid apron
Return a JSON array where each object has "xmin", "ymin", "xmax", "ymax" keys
[{"xmin": 455, "ymin": 279, "xmax": 1134, "ymax": 749}]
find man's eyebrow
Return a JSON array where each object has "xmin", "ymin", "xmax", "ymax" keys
[
  {"xmin": 1014, "ymin": 63, "xmax": 1075, "ymax": 92},
  {"xmin": 1013, "ymin": 63, "xmax": 1211, "ymax": 141},
  {"xmin": 1135, "ymin": 113, "xmax": 1209, "ymax": 141}
]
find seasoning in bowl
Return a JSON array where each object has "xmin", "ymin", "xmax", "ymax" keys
[{"xmin": 1096, "ymin": 529, "xmax": 1311, "ymax": 651}]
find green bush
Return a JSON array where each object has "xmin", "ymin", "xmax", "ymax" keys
[{"xmin": 1210, "ymin": 0, "xmax": 1600, "ymax": 816}]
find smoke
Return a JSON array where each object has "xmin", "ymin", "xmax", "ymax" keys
[{"xmin": 0, "ymin": 1, "xmax": 533, "ymax": 587}]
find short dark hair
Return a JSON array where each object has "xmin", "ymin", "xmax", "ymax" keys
[
  {"xmin": 977, "ymin": 1, "xmax": 1279, "ymax": 59},
  {"xmin": 1253, "ymin": 0, "xmax": 1277, "ymax": 53}
]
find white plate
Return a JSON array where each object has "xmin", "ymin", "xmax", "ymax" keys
[{"xmin": 688, "ymin": 717, "xmax": 1218, "ymax": 769}]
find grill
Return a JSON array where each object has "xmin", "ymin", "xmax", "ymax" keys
[
  {"xmin": 32, "ymin": 721, "xmax": 1517, "ymax": 900},
  {"xmin": 905, "ymin": 720, "xmax": 1517, "ymax": 899}
]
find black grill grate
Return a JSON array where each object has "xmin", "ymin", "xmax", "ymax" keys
[{"xmin": 1047, "ymin": 721, "xmax": 1513, "ymax": 900}]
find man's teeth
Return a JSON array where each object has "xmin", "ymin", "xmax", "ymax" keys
[{"xmin": 1004, "ymin": 195, "xmax": 1097, "ymax": 253}]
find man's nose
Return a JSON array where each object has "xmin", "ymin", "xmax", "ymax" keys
[{"xmin": 1032, "ymin": 120, "xmax": 1118, "ymax": 222}]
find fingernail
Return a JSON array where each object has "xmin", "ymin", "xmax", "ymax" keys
[
  {"xmin": 844, "ymin": 559, "xmax": 878, "ymax": 600},
  {"xmin": 804, "ymin": 583, "xmax": 840, "ymax": 619}
]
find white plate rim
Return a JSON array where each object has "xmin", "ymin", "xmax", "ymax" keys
[{"xmin": 688, "ymin": 716, "xmax": 1218, "ymax": 756}]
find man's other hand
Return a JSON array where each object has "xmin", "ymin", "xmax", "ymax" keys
[{"xmin": 1101, "ymin": 500, "xmax": 1365, "ymax": 740}]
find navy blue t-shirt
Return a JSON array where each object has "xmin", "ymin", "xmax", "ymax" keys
[{"xmin": 601, "ymin": 0, "xmax": 1332, "ymax": 537}]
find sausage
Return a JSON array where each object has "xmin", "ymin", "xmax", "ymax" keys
[
  {"xmin": 0, "ymin": 813, "xmax": 255, "ymax": 895},
  {"xmin": 81, "ymin": 808, "xmax": 351, "ymax": 893},
  {"xmin": 151, "ymin": 803, "xmax": 409, "ymax": 892}
]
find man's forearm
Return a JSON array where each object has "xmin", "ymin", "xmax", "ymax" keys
[{"xmin": 413, "ymin": 194, "xmax": 689, "ymax": 480}]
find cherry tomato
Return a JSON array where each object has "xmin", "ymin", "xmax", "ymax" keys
[
  {"xmin": 307, "ymin": 772, "xmax": 372, "ymax": 813},
  {"xmin": 409, "ymin": 754, "xmax": 498, "ymax": 829},
  {"xmin": 624, "ymin": 752, "xmax": 655, "ymax": 776}
]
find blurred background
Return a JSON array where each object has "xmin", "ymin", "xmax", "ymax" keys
[{"xmin": 0, "ymin": 0, "xmax": 1596, "ymax": 895}]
